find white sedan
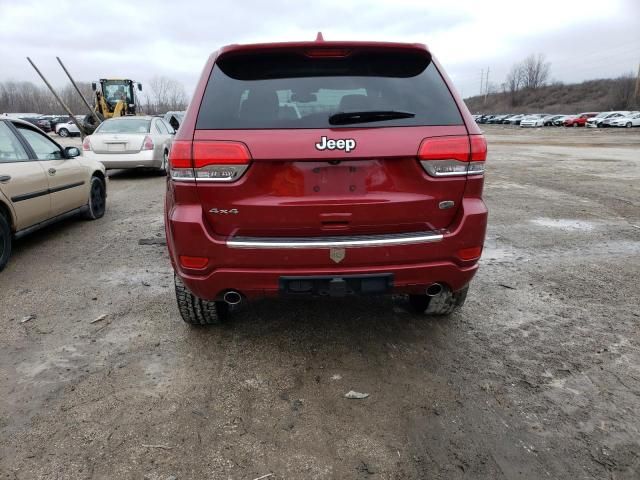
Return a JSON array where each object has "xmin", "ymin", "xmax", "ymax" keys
[
  {"xmin": 82, "ymin": 116, "xmax": 174, "ymax": 173},
  {"xmin": 610, "ymin": 112, "xmax": 640, "ymax": 128},
  {"xmin": 519, "ymin": 115, "xmax": 545, "ymax": 127},
  {"xmin": 55, "ymin": 119, "xmax": 82, "ymax": 137}
]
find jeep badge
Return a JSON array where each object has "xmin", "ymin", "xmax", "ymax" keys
[{"xmin": 315, "ymin": 136, "xmax": 356, "ymax": 153}]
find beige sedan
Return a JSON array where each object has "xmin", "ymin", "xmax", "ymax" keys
[
  {"xmin": 82, "ymin": 116, "xmax": 174, "ymax": 172},
  {"xmin": 0, "ymin": 118, "xmax": 106, "ymax": 271}
]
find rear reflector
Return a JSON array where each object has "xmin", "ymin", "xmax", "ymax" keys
[
  {"xmin": 418, "ymin": 135, "xmax": 487, "ymax": 177},
  {"xmin": 457, "ymin": 246, "xmax": 483, "ymax": 261},
  {"xmin": 169, "ymin": 141, "xmax": 251, "ymax": 182},
  {"xmin": 179, "ymin": 255, "xmax": 209, "ymax": 269}
]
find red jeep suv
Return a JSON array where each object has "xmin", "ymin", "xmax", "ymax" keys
[{"xmin": 165, "ymin": 38, "xmax": 488, "ymax": 324}]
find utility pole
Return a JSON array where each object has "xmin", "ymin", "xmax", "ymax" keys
[
  {"xmin": 480, "ymin": 69, "xmax": 484, "ymax": 97},
  {"xmin": 483, "ymin": 67, "xmax": 490, "ymax": 104},
  {"xmin": 635, "ymin": 62, "xmax": 640, "ymax": 101}
]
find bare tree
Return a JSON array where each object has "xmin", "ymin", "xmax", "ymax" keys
[
  {"xmin": 521, "ymin": 54, "xmax": 551, "ymax": 90},
  {"xmin": 505, "ymin": 64, "xmax": 524, "ymax": 106},
  {"xmin": 608, "ymin": 73, "xmax": 636, "ymax": 110},
  {"xmin": 145, "ymin": 76, "xmax": 188, "ymax": 114}
]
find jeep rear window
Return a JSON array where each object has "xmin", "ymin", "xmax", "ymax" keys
[{"xmin": 196, "ymin": 50, "xmax": 463, "ymax": 129}]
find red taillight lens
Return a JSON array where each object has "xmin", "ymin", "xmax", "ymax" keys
[
  {"xmin": 168, "ymin": 140, "xmax": 192, "ymax": 169},
  {"xmin": 168, "ymin": 141, "xmax": 251, "ymax": 182},
  {"xmin": 193, "ymin": 142, "xmax": 250, "ymax": 168},
  {"xmin": 457, "ymin": 246, "xmax": 483, "ymax": 261},
  {"xmin": 142, "ymin": 135, "xmax": 154, "ymax": 150},
  {"xmin": 82, "ymin": 137, "xmax": 91, "ymax": 151},
  {"xmin": 470, "ymin": 135, "xmax": 487, "ymax": 161},
  {"xmin": 418, "ymin": 136, "xmax": 469, "ymax": 162},
  {"xmin": 179, "ymin": 255, "xmax": 209, "ymax": 269},
  {"xmin": 418, "ymin": 135, "xmax": 486, "ymax": 177}
]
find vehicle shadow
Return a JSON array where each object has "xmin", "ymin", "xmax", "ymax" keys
[
  {"xmin": 107, "ymin": 169, "xmax": 165, "ymax": 180},
  {"xmin": 182, "ymin": 295, "xmax": 458, "ymax": 355}
]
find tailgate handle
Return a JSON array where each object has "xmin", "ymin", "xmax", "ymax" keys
[{"xmin": 320, "ymin": 213, "xmax": 351, "ymax": 230}]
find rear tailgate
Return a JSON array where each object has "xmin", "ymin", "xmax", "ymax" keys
[
  {"xmin": 194, "ymin": 126, "xmax": 468, "ymax": 237},
  {"xmin": 189, "ymin": 44, "xmax": 471, "ymax": 238}
]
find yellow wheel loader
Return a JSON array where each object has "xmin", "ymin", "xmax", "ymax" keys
[{"xmin": 83, "ymin": 79, "xmax": 143, "ymax": 133}]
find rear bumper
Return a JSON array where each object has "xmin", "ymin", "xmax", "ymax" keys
[
  {"xmin": 84, "ymin": 150, "xmax": 160, "ymax": 169},
  {"xmin": 166, "ymin": 197, "xmax": 488, "ymax": 300}
]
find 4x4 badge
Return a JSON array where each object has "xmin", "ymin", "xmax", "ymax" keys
[
  {"xmin": 209, "ymin": 208, "xmax": 238, "ymax": 215},
  {"xmin": 330, "ymin": 248, "xmax": 345, "ymax": 264},
  {"xmin": 315, "ymin": 136, "xmax": 356, "ymax": 153}
]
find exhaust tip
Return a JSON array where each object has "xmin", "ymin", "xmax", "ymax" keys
[
  {"xmin": 426, "ymin": 283, "xmax": 443, "ymax": 296},
  {"xmin": 223, "ymin": 290, "xmax": 242, "ymax": 305}
]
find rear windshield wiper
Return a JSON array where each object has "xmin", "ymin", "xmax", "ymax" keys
[{"xmin": 328, "ymin": 110, "xmax": 416, "ymax": 126}]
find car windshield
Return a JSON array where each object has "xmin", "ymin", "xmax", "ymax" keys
[
  {"xmin": 103, "ymin": 82, "xmax": 133, "ymax": 104},
  {"xmin": 96, "ymin": 118, "xmax": 150, "ymax": 134},
  {"xmin": 196, "ymin": 50, "xmax": 463, "ymax": 129}
]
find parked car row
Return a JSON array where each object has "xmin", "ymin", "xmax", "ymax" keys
[
  {"xmin": 0, "ymin": 112, "xmax": 177, "ymax": 271},
  {"xmin": 473, "ymin": 111, "xmax": 640, "ymax": 128}
]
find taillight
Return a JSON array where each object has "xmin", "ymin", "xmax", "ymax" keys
[
  {"xmin": 142, "ymin": 135, "xmax": 154, "ymax": 150},
  {"xmin": 168, "ymin": 141, "xmax": 251, "ymax": 182},
  {"xmin": 82, "ymin": 137, "xmax": 92, "ymax": 151},
  {"xmin": 418, "ymin": 135, "xmax": 486, "ymax": 177}
]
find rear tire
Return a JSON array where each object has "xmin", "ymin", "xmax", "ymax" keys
[
  {"xmin": 174, "ymin": 274, "xmax": 228, "ymax": 325},
  {"xmin": 58, "ymin": 128, "xmax": 69, "ymax": 137},
  {"xmin": 408, "ymin": 294, "xmax": 431, "ymax": 313},
  {"xmin": 410, "ymin": 286, "xmax": 469, "ymax": 316},
  {"xmin": 158, "ymin": 151, "xmax": 168, "ymax": 175},
  {"xmin": 626, "ymin": 122, "xmax": 632, "ymax": 128},
  {"xmin": 0, "ymin": 211, "xmax": 11, "ymax": 272},
  {"xmin": 84, "ymin": 176, "xmax": 106, "ymax": 220},
  {"xmin": 427, "ymin": 285, "xmax": 468, "ymax": 315}
]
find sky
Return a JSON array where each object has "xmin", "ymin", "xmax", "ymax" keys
[{"xmin": 0, "ymin": 0, "xmax": 638, "ymax": 100}]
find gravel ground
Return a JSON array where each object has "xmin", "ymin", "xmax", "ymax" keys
[{"xmin": 1, "ymin": 126, "xmax": 639, "ymax": 479}]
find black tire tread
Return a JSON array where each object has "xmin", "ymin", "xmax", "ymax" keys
[
  {"xmin": 0, "ymin": 211, "xmax": 11, "ymax": 272},
  {"xmin": 84, "ymin": 175, "xmax": 106, "ymax": 220},
  {"xmin": 426, "ymin": 285, "xmax": 469, "ymax": 316},
  {"xmin": 174, "ymin": 274, "xmax": 224, "ymax": 325}
]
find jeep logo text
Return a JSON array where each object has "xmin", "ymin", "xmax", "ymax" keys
[{"xmin": 315, "ymin": 136, "xmax": 356, "ymax": 153}]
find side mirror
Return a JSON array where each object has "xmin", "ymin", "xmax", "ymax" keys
[
  {"xmin": 137, "ymin": 83, "xmax": 143, "ymax": 91},
  {"xmin": 91, "ymin": 82, "xmax": 97, "ymax": 91},
  {"xmin": 64, "ymin": 146, "xmax": 81, "ymax": 158}
]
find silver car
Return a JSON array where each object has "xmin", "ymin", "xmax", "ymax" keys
[{"xmin": 83, "ymin": 116, "xmax": 174, "ymax": 172}]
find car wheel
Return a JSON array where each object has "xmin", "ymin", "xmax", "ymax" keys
[
  {"xmin": 174, "ymin": 274, "xmax": 228, "ymax": 325},
  {"xmin": 158, "ymin": 150, "xmax": 168, "ymax": 175},
  {"xmin": 408, "ymin": 294, "xmax": 431, "ymax": 313},
  {"xmin": 0, "ymin": 211, "xmax": 12, "ymax": 272},
  {"xmin": 84, "ymin": 176, "xmax": 106, "ymax": 220},
  {"xmin": 408, "ymin": 285, "xmax": 469, "ymax": 315},
  {"xmin": 626, "ymin": 122, "xmax": 632, "ymax": 128},
  {"xmin": 58, "ymin": 128, "xmax": 69, "ymax": 137},
  {"xmin": 573, "ymin": 123, "xmax": 578, "ymax": 127}
]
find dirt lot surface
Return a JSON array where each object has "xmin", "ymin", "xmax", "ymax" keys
[{"xmin": 1, "ymin": 126, "xmax": 639, "ymax": 479}]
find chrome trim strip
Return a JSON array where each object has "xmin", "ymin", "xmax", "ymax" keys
[{"xmin": 228, "ymin": 231, "xmax": 444, "ymax": 249}]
